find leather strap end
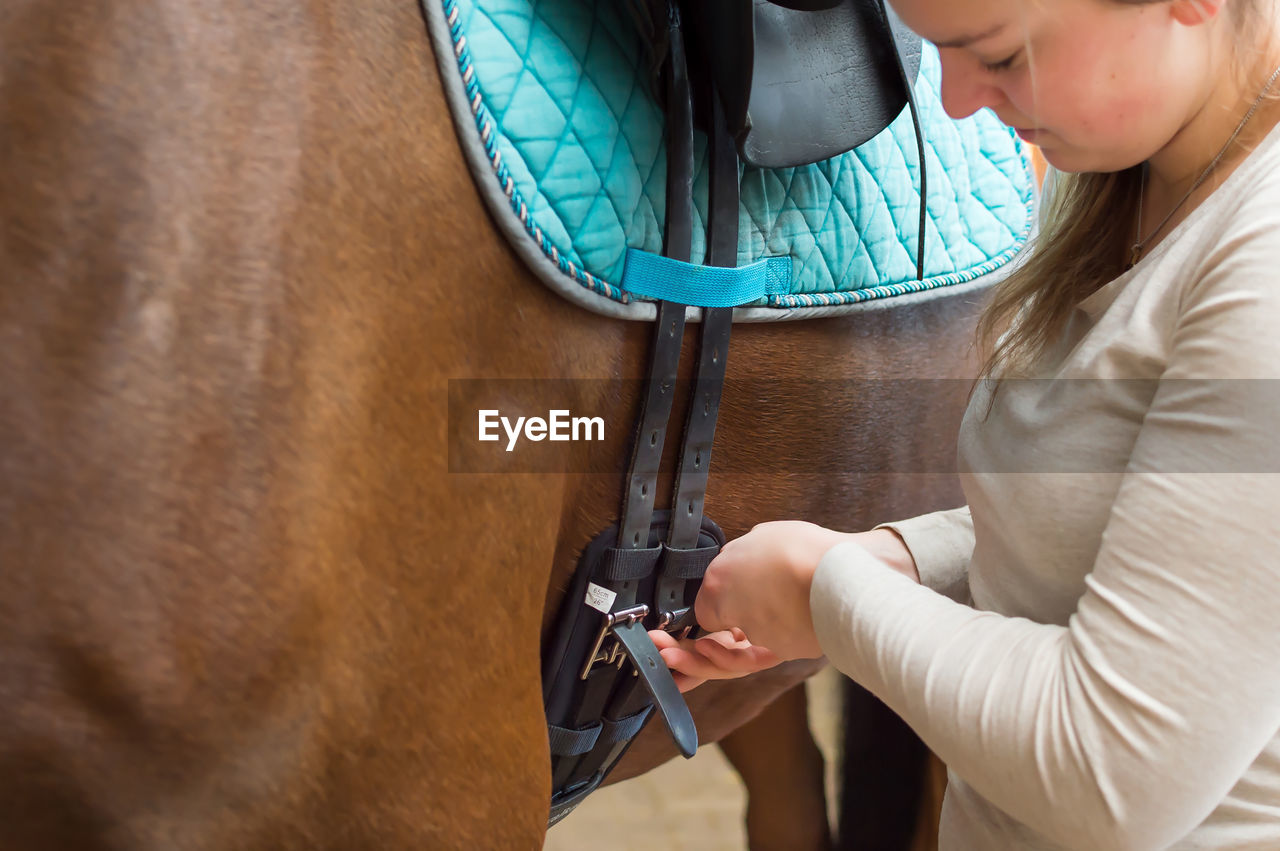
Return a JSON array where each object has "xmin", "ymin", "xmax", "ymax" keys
[{"xmin": 611, "ymin": 620, "xmax": 698, "ymax": 758}]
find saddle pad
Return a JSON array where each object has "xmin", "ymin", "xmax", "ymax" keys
[{"xmin": 425, "ymin": 0, "xmax": 1037, "ymax": 321}]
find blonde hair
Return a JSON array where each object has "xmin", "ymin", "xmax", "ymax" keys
[{"xmin": 976, "ymin": 0, "xmax": 1279, "ymax": 382}]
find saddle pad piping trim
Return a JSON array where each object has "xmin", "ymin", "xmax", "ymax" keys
[
  {"xmin": 439, "ymin": 0, "xmax": 630, "ymax": 304},
  {"xmin": 621, "ymin": 250, "xmax": 791, "ymax": 307},
  {"xmin": 769, "ymin": 233, "xmax": 1029, "ymax": 307},
  {"xmin": 422, "ymin": 0, "xmax": 1033, "ymax": 322}
]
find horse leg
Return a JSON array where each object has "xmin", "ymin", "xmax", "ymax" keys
[
  {"xmin": 836, "ymin": 681, "xmax": 930, "ymax": 851},
  {"xmin": 908, "ymin": 754, "xmax": 948, "ymax": 851},
  {"xmin": 718, "ymin": 683, "xmax": 833, "ymax": 851}
]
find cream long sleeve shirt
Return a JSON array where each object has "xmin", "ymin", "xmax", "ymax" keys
[{"xmin": 811, "ymin": 120, "xmax": 1280, "ymax": 851}]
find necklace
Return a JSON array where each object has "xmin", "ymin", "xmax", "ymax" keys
[{"xmin": 1128, "ymin": 63, "xmax": 1280, "ymax": 270}]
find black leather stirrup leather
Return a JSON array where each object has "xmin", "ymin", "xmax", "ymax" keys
[{"xmin": 542, "ymin": 3, "xmax": 743, "ymax": 827}]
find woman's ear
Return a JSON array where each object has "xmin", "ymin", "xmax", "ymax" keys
[{"xmin": 1169, "ymin": 0, "xmax": 1227, "ymax": 26}]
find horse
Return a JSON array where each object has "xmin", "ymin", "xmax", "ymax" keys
[{"xmin": 0, "ymin": 0, "xmax": 1030, "ymax": 847}]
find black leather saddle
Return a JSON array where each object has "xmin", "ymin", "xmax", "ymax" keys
[{"xmin": 629, "ymin": 0, "xmax": 922, "ymax": 168}]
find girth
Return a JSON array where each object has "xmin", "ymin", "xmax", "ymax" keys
[{"xmin": 542, "ymin": 0, "xmax": 925, "ymax": 826}]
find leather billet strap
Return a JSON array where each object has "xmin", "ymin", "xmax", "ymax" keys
[
  {"xmin": 615, "ymin": 0, "xmax": 694, "ymax": 557},
  {"xmin": 559, "ymin": 95, "xmax": 740, "ymax": 799},
  {"xmin": 569, "ymin": 83, "xmax": 741, "ymax": 780},
  {"xmin": 587, "ymin": 0, "xmax": 702, "ymax": 759},
  {"xmin": 545, "ymin": 5, "xmax": 743, "ymax": 826},
  {"xmin": 547, "ymin": 8, "xmax": 701, "ymax": 823},
  {"xmin": 654, "ymin": 80, "xmax": 738, "ymax": 627}
]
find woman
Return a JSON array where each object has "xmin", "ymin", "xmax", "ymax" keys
[{"xmin": 652, "ymin": 0, "xmax": 1280, "ymax": 848}]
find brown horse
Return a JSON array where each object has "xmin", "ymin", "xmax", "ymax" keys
[{"xmin": 0, "ymin": 1, "xmax": 985, "ymax": 847}]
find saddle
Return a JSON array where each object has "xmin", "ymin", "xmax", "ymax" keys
[
  {"xmin": 628, "ymin": 0, "xmax": 922, "ymax": 169},
  {"xmin": 539, "ymin": 0, "xmax": 925, "ymax": 826}
]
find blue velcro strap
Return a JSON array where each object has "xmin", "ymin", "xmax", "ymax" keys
[
  {"xmin": 621, "ymin": 248, "xmax": 792, "ymax": 307},
  {"xmin": 549, "ymin": 722, "xmax": 603, "ymax": 756}
]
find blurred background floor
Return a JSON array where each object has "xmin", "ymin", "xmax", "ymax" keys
[{"xmin": 545, "ymin": 667, "xmax": 844, "ymax": 851}]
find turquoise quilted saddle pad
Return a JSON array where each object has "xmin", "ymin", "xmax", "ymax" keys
[{"xmin": 434, "ymin": 0, "xmax": 1036, "ymax": 311}]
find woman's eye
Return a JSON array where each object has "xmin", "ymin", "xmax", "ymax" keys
[{"xmin": 982, "ymin": 52, "xmax": 1019, "ymax": 73}]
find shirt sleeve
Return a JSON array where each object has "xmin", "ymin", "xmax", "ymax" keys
[
  {"xmin": 873, "ymin": 506, "xmax": 973, "ymax": 601},
  {"xmin": 809, "ymin": 218, "xmax": 1280, "ymax": 850}
]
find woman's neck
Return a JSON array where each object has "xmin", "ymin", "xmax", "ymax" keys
[
  {"xmin": 1131, "ymin": 41, "xmax": 1280, "ymax": 258},
  {"xmin": 1147, "ymin": 44, "xmax": 1280, "ymax": 196}
]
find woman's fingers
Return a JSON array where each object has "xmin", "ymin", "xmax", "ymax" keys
[
  {"xmin": 652, "ymin": 623, "xmax": 814, "ymax": 695},
  {"xmin": 694, "ymin": 634, "xmax": 781, "ymax": 672},
  {"xmin": 656, "ymin": 651, "xmax": 732, "ymax": 692},
  {"xmin": 658, "ymin": 646, "xmax": 710, "ymax": 693},
  {"xmin": 648, "ymin": 628, "xmax": 744, "ymax": 652},
  {"xmin": 648, "ymin": 627, "xmax": 781, "ymax": 695},
  {"xmin": 649, "ymin": 629, "xmax": 680, "ymax": 651},
  {"xmin": 656, "ymin": 644, "xmax": 718, "ymax": 677}
]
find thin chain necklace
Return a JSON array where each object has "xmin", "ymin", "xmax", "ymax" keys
[{"xmin": 1128, "ymin": 63, "xmax": 1280, "ymax": 270}]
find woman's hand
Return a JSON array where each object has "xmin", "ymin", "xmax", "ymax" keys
[
  {"xmin": 649, "ymin": 628, "xmax": 781, "ymax": 693},
  {"xmin": 696, "ymin": 520, "xmax": 848, "ymax": 660},
  {"xmin": 650, "ymin": 523, "xmax": 919, "ymax": 692}
]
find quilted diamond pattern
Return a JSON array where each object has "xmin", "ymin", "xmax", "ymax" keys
[{"xmin": 447, "ymin": 0, "xmax": 1035, "ymax": 307}]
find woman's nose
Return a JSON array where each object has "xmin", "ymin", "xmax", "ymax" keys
[{"xmin": 937, "ymin": 49, "xmax": 1001, "ymax": 119}]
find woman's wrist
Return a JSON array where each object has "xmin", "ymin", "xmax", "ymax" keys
[{"xmin": 849, "ymin": 527, "xmax": 921, "ymax": 583}]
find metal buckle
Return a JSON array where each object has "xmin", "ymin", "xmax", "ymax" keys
[
  {"xmin": 580, "ymin": 604, "xmax": 649, "ymax": 680},
  {"xmin": 657, "ymin": 606, "xmax": 694, "ymax": 639}
]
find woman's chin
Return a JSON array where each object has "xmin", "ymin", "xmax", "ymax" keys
[{"xmin": 1036, "ymin": 142, "xmax": 1141, "ymax": 175}]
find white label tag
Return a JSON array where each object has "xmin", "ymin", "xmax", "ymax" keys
[{"xmin": 584, "ymin": 582, "xmax": 617, "ymax": 614}]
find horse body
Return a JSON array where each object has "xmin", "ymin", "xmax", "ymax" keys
[{"xmin": 1, "ymin": 1, "xmax": 978, "ymax": 846}]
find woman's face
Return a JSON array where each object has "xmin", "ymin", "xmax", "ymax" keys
[{"xmin": 889, "ymin": 0, "xmax": 1222, "ymax": 173}]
